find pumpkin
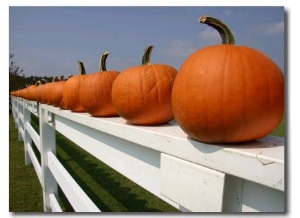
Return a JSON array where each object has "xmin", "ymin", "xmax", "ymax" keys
[
  {"xmin": 60, "ymin": 74, "xmax": 73, "ymax": 109},
  {"xmin": 62, "ymin": 62, "xmax": 86, "ymax": 112},
  {"xmin": 48, "ymin": 75, "xmax": 65, "ymax": 107},
  {"xmin": 79, "ymin": 52, "xmax": 120, "ymax": 117},
  {"xmin": 44, "ymin": 76, "xmax": 59, "ymax": 105},
  {"xmin": 35, "ymin": 79, "xmax": 48, "ymax": 103},
  {"xmin": 171, "ymin": 15, "xmax": 284, "ymax": 144},
  {"xmin": 24, "ymin": 78, "xmax": 37, "ymax": 101},
  {"xmin": 111, "ymin": 45, "xmax": 177, "ymax": 125}
]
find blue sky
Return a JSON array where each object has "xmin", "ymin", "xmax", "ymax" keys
[{"xmin": 9, "ymin": 6, "xmax": 285, "ymax": 78}]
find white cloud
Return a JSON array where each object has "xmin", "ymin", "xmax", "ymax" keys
[
  {"xmin": 249, "ymin": 21, "xmax": 284, "ymax": 35},
  {"xmin": 264, "ymin": 21, "xmax": 284, "ymax": 35},
  {"xmin": 223, "ymin": 9, "xmax": 231, "ymax": 16},
  {"xmin": 198, "ymin": 27, "xmax": 220, "ymax": 44},
  {"xmin": 162, "ymin": 40, "xmax": 197, "ymax": 59}
]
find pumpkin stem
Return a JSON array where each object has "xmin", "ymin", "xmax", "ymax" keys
[
  {"xmin": 60, "ymin": 75, "xmax": 64, "ymax": 81},
  {"xmin": 35, "ymin": 80, "xmax": 41, "ymax": 86},
  {"xmin": 40, "ymin": 79, "xmax": 48, "ymax": 84},
  {"xmin": 199, "ymin": 15, "xmax": 235, "ymax": 45},
  {"xmin": 78, "ymin": 61, "xmax": 86, "ymax": 75},
  {"xmin": 52, "ymin": 76, "xmax": 59, "ymax": 82},
  {"xmin": 142, "ymin": 45, "xmax": 154, "ymax": 65},
  {"xmin": 99, "ymin": 51, "xmax": 110, "ymax": 71}
]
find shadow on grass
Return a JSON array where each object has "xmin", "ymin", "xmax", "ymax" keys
[{"xmin": 55, "ymin": 132, "xmax": 175, "ymax": 212}]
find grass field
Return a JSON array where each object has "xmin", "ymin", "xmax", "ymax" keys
[{"xmin": 9, "ymin": 111, "xmax": 285, "ymax": 212}]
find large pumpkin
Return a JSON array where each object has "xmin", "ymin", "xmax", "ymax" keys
[
  {"xmin": 171, "ymin": 16, "xmax": 284, "ymax": 143},
  {"xmin": 111, "ymin": 45, "xmax": 177, "ymax": 125},
  {"xmin": 79, "ymin": 52, "xmax": 119, "ymax": 117},
  {"xmin": 62, "ymin": 62, "xmax": 86, "ymax": 112}
]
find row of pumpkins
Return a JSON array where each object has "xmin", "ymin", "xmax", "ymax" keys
[{"xmin": 10, "ymin": 16, "xmax": 284, "ymax": 144}]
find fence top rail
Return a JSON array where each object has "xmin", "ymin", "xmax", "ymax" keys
[{"xmin": 36, "ymin": 101, "xmax": 284, "ymax": 191}]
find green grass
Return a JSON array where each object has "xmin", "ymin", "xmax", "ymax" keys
[
  {"xmin": 9, "ymin": 112, "xmax": 179, "ymax": 212},
  {"xmin": 9, "ymin": 113, "xmax": 43, "ymax": 212},
  {"xmin": 270, "ymin": 116, "xmax": 285, "ymax": 137}
]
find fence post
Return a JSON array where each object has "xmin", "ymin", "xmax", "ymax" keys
[
  {"xmin": 40, "ymin": 106, "xmax": 58, "ymax": 212},
  {"xmin": 17, "ymin": 98, "xmax": 23, "ymax": 140},
  {"xmin": 23, "ymin": 101, "xmax": 32, "ymax": 165}
]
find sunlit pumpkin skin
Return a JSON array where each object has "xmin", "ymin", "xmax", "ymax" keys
[
  {"xmin": 79, "ymin": 52, "xmax": 119, "ymax": 117},
  {"xmin": 171, "ymin": 16, "xmax": 284, "ymax": 144},
  {"xmin": 48, "ymin": 75, "xmax": 65, "ymax": 107},
  {"xmin": 111, "ymin": 45, "xmax": 177, "ymax": 125},
  {"xmin": 62, "ymin": 62, "xmax": 86, "ymax": 112},
  {"xmin": 23, "ymin": 78, "xmax": 37, "ymax": 101},
  {"xmin": 35, "ymin": 79, "xmax": 48, "ymax": 103},
  {"xmin": 59, "ymin": 74, "xmax": 72, "ymax": 109},
  {"xmin": 44, "ymin": 76, "xmax": 59, "ymax": 105}
]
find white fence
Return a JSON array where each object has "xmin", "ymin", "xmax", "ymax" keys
[{"xmin": 10, "ymin": 96, "xmax": 285, "ymax": 212}]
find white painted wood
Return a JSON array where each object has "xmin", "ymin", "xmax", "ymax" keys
[
  {"xmin": 19, "ymin": 112, "xmax": 24, "ymax": 124},
  {"xmin": 23, "ymin": 106, "xmax": 32, "ymax": 165},
  {"xmin": 41, "ymin": 104, "xmax": 284, "ymax": 191},
  {"xmin": 49, "ymin": 193, "xmax": 62, "ymax": 212},
  {"xmin": 40, "ymin": 107, "xmax": 58, "ymax": 212},
  {"xmin": 26, "ymin": 142, "xmax": 42, "ymax": 185},
  {"xmin": 160, "ymin": 153, "xmax": 225, "ymax": 212},
  {"xmin": 222, "ymin": 174, "xmax": 243, "ymax": 212},
  {"xmin": 25, "ymin": 121, "xmax": 40, "ymax": 152},
  {"xmin": 18, "ymin": 127, "xmax": 24, "ymax": 141},
  {"xmin": 17, "ymin": 101, "xmax": 24, "ymax": 141},
  {"xmin": 47, "ymin": 151, "xmax": 100, "ymax": 212},
  {"xmin": 241, "ymin": 180, "xmax": 285, "ymax": 212}
]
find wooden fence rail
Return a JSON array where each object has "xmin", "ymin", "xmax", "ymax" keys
[{"xmin": 10, "ymin": 96, "xmax": 285, "ymax": 212}]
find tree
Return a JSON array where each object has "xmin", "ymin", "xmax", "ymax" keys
[{"xmin": 9, "ymin": 54, "xmax": 26, "ymax": 93}]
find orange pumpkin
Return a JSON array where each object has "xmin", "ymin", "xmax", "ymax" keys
[
  {"xmin": 44, "ymin": 76, "xmax": 59, "ymax": 105},
  {"xmin": 48, "ymin": 75, "xmax": 65, "ymax": 107},
  {"xmin": 62, "ymin": 62, "xmax": 86, "ymax": 112},
  {"xmin": 79, "ymin": 52, "xmax": 119, "ymax": 117},
  {"xmin": 24, "ymin": 78, "xmax": 37, "ymax": 101},
  {"xmin": 60, "ymin": 74, "xmax": 72, "ymax": 109},
  {"xmin": 171, "ymin": 16, "xmax": 284, "ymax": 143},
  {"xmin": 35, "ymin": 79, "xmax": 48, "ymax": 103},
  {"xmin": 111, "ymin": 45, "xmax": 177, "ymax": 125}
]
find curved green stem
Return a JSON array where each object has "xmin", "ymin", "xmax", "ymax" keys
[
  {"xmin": 142, "ymin": 45, "xmax": 154, "ymax": 65},
  {"xmin": 78, "ymin": 61, "xmax": 86, "ymax": 75},
  {"xmin": 199, "ymin": 15, "xmax": 235, "ymax": 45},
  {"xmin": 99, "ymin": 51, "xmax": 110, "ymax": 71}
]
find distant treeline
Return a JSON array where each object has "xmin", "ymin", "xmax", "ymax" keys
[{"xmin": 9, "ymin": 74, "xmax": 54, "ymax": 93}]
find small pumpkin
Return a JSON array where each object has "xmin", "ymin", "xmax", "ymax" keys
[
  {"xmin": 171, "ymin": 15, "xmax": 284, "ymax": 143},
  {"xmin": 35, "ymin": 79, "xmax": 48, "ymax": 103},
  {"xmin": 111, "ymin": 45, "xmax": 177, "ymax": 125},
  {"xmin": 60, "ymin": 74, "xmax": 73, "ymax": 109},
  {"xmin": 79, "ymin": 52, "xmax": 120, "ymax": 117},
  {"xmin": 48, "ymin": 75, "xmax": 65, "ymax": 107},
  {"xmin": 43, "ymin": 76, "xmax": 59, "ymax": 105},
  {"xmin": 24, "ymin": 78, "xmax": 37, "ymax": 101},
  {"xmin": 62, "ymin": 62, "xmax": 86, "ymax": 112}
]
